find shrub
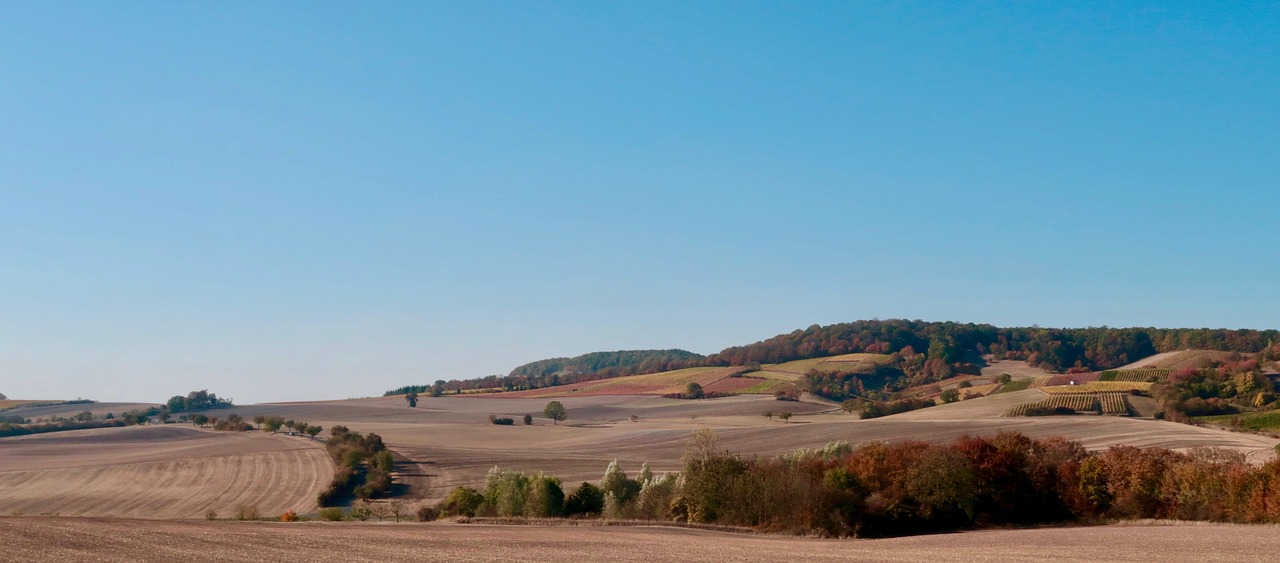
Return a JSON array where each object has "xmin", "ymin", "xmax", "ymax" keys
[
  {"xmin": 279, "ymin": 510, "xmax": 299, "ymax": 522},
  {"xmin": 417, "ymin": 504, "xmax": 440, "ymax": 522},
  {"xmin": 489, "ymin": 415, "xmax": 515, "ymax": 425},
  {"xmin": 563, "ymin": 482, "xmax": 605, "ymax": 516},
  {"xmin": 317, "ymin": 507, "xmax": 346, "ymax": 521},
  {"xmin": 774, "ymin": 387, "xmax": 801, "ymax": 401},
  {"xmin": 438, "ymin": 487, "xmax": 484, "ymax": 517},
  {"xmin": 204, "ymin": 509, "xmax": 217, "ymax": 521},
  {"xmin": 234, "ymin": 504, "xmax": 261, "ymax": 521},
  {"xmin": 523, "ymin": 414, "xmax": 533, "ymax": 425}
]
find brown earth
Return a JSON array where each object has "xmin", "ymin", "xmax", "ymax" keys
[
  {"xmin": 1120, "ymin": 350, "xmax": 1237, "ymax": 370},
  {"xmin": 5, "ymin": 387, "xmax": 1278, "ymax": 516},
  {"xmin": 0, "ymin": 426, "xmax": 330, "ymax": 518},
  {"xmin": 2, "ymin": 517, "xmax": 1278, "ymax": 562},
  {"xmin": 236, "ymin": 392, "xmax": 1279, "ymax": 501}
]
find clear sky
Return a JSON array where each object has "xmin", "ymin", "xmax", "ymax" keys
[{"xmin": 2, "ymin": 2, "xmax": 1277, "ymax": 404}]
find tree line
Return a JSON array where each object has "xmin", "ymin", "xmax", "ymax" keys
[
  {"xmin": 708, "ymin": 320, "xmax": 1279, "ymax": 373},
  {"xmin": 423, "ymin": 429, "xmax": 1280, "ymax": 537}
]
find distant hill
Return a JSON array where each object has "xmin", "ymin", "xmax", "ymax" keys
[
  {"xmin": 391, "ymin": 320, "xmax": 1280, "ymax": 396},
  {"xmin": 509, "ymin": 349, "xmax": 706, "ymax": 381}
]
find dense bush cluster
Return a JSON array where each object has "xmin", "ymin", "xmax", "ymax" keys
[
  {"xmin": 318, "ymin": 426, "xmax": 393, "ymax": 506},
  {"xmin": 1154, "ymin": 359, "xmax": 1279, "ymax": 421},
  {"xmin": 422, "ymin": 430, "xmax": 1280, "ymax": 538},
  {"xmin": 165, "ymin": 389, "xmax": 233, "ymax": 413}
]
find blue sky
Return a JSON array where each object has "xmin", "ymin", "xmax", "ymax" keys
[{"xmin": 2, "ymin": 2, "xmax": 1277, "ymax": 403}]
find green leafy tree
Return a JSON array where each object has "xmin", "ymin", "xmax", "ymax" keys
[
  {"xmin": 780, "ymin": 412, "xmax": 792, "ymax": 423},
  {"xmin": 940, "ymin": 388, "xmax": 960, "ymax": 403},
  {"xmin": 263, "ymin": 416, "xmax": 284, "ymax": 434},
  {"xmin": 405, "ymin": 392, "xmax": 418, "ymax": 408},
  {"xmin": 563, "ymin": 482, "xmax": 605, "ymax": 516},
  {"xmin": 685, "ymin": 382, "xmax": 705, "ymax": 399},
  {"xmin": 544, "ymin": 401, "xmax": 567, "ymax": 425}
]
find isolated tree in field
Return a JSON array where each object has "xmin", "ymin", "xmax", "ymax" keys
[
  {"xmin": 685, "ymin": 382, "xmax": 705, "ymax": 399},
  {"xmin": 253, "ymin": 415, "xmax": 265, "ymax": 429},
  {"xmin": 940, "ymin": 388, "xmax": 960, "ymax": 403},
  {"xmin": 763, "ymin": 411, "xmax": 773, "ymax": 421},
  {"xmin": 544, "ymin": 401, "xmax": 567, "ymax": 425},
  {"xmin": 405, "ymin": 391, "xmax": 418, "ymax": 408},
  {"xmin": 780, "ymin": 412, "xmax": 792, "ymax": 423}
]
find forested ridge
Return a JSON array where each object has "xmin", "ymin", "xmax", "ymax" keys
[
  {"xmin": 389, "ymin": 320, "xmax": 1279, "ymax": 395},
  {"xmin": 708, "ymin": 320, "xmax": 1279, "ymax": 372},
  {"xmin": 509, "ymin": 349, "xmax": 706, "ymax": 381}
]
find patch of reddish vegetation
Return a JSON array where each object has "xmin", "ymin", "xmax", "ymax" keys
[{"xmin": 702, "ymin": 377, "xmax": 763, "ymax": 394}]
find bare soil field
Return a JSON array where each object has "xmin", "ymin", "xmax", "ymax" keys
[
  {"xmin": 2, "ymin": 401, "xmax": 161, "ymax": 419},
  {"xmin": 982, "ymin": 359, "xmax": 1055, "ymax": 380},
  {"xmin": 1121, "ymin": 350, "xmax": 1236, "ymax": 370},
  {"xmin": 236, "ymin": 392, "xmax": 1279, "ymax": 500},
  {"xmin": 0, "ymin": 426, "xmax": 330, "ymax": 518},
  {"xmin": 2, "ymin": 518, "xmax": 1278, "ymax": 562},
  {"xmin": 6, "ymin": 389, "xmax": 1277, "ymax": 516}
]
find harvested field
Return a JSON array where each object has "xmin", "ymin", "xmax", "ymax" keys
[
  {"xmin": 0, "ymin": 400, "xmax": 56, "ymax": 411},
  {"xmin": 2, "ymin": 518, "xmax": 1279, "ymax": 562},
  {"xmin": 1, "ymin": 401, "xmax": 161, "ymax": 420},
  {"xmin": 490, "ymin": 367, "xmax": 743, "ymax": 398},
  {"xmin": 0, "ymin": 426, "xmax": 330, "ymax": 518},
  {"xmin": 229, "ymin": 392, "xmax": 1280, "ymax": 498},
  {"xmin": 9, "ymin": 390, "xmax": 1279, "ymax": 517},
  {"xmin": 981, "ymin": 359, "xmax": 1054, "ymax": 380},
  {"xmin": 767, "ymin": 353, "xmax": 892, "ymax": 375},
  {"xmin": 1121, "ymin": 350, "xmax": 1236, "ymax": 370}
]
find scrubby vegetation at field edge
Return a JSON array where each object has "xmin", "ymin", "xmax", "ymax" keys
[
  {"xmin": 415, "ymin": 429, "xmax": 1280, "ymax": 538},
  {"xmin": 317, "ymin": 426, "xmax": 394, "ymax": 507}
]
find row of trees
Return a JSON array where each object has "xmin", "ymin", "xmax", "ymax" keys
[{"xmin": 424, "ymin": 430, "xmax": 1280, "ymax": 537}]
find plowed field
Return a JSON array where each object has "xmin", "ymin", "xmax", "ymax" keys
[{"xmin": 0, "ymin": 426, "xmax": 330, "ymax": 518}]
